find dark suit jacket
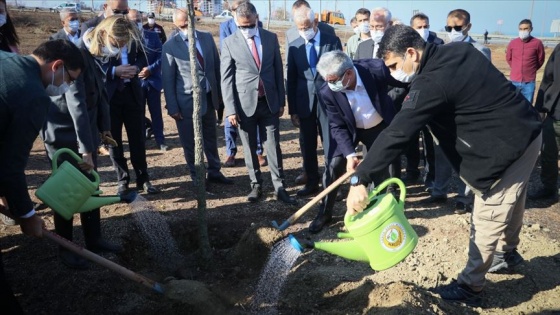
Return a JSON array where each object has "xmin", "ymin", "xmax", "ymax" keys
[
  {"xmin": 285, "ymin": 22, "xmax": 336, "ymax": 46},
  {"xmin": 536, "ymin": 43, "xmax": 560, "ymax": 119},
  {"xmin": 355, "ymin": 39, "xmax": 376, "ymax": 60},
  {"xmin": 427, "ymin": 31, "xmax": 444, "ymax": 45},
  {"xmin": 287, "ymin": 32, "xmax": 342, "ymax": 118},
  {"xmin": 49, "ymin": 28, "xmax": 81, "ymax": 41},
  {"xmin": 318, "ymin": 59, "xmax": 404, "ymax": 158},
  {"xmin": 81, "ymin": 14, "xmax": 104, "ymax": 35},
  {"xmin": 140, "ymin": 29, "xmax": 162, "ymax": 91}
]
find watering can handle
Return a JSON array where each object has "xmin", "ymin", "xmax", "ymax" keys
[
  {"xmin": 51, "ymin": 148, "xmax": 100, "ymax": 186},
  {"xmin": 367, "ymin": 177, "xmax": 406, "ymax": 205}
]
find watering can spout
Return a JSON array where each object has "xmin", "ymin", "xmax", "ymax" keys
[
  {"xmin": 77, "ymin": 191, "xmax": 135, "ymax": 214},
  {"xmin": 313, "ymin": 240, "xmax": 369, "ymax": 263}
]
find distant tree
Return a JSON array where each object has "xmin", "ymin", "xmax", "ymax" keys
[{"xmin": 272, "ymin": 6, "xmax": 288, "ymax": 21}]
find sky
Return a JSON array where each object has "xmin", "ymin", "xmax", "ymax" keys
[{"xmin": 9, "ymin": 0, "xmax": 560, "ymax": 37}]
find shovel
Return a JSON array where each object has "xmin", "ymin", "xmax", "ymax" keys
[
  {"xmin": 43, "ymin": 229, "xmax": 165, "ymax": 294},
  {"xmin": 271, "ymin": 171, "xmax": 354, "ymax": 231}
]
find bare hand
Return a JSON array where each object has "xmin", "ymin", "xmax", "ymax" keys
[
  {"xmin": 228, "ymin": 114, "xmax": 238, "ymax": 127},
  {"xmin": 79, "ymin": 152, "xmax": 95, "ymax": 172},
  {"xmin": 346, "ymin": 185, "xmax": 369, "ymax": 216},
  {"xmin": 346, "ymin": 156, "xmax": 360, "ymax": 173},
  {"xmin": 170, "ymin": 112, "xmax": 183, "ymax": 121},
  {"xmin": 114, "ymin": 65, "xmax": 137, "ymax": 79},
  {"xmin": 20, "ymin": 214, "xmax": 45, "ymax": 238},
  {"xmin": 278, "ymin": 106, "xmax": 284, "ymax": 117},
  {"xmin": 138, "ymin": 67, "xmax": 151, "ymax": 79},
  {"xmin": 290, "ymin": 114, "xmax": 300, "ymax": 127}
]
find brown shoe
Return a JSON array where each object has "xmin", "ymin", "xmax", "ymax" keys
[
  {"xmin": 223, "ymin": 155, "xmax": 235, "ymax": 167},
  {"xmin": 258, "ymin": 154, "xmax": 267, "ymax": 167},
  {"xmin": 295, "ymin": 173, "xmax": 308, "ymax": 185}
]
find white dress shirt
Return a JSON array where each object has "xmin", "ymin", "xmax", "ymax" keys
[
  {"xmin": 181, "ymin": 31, "xmax": 211, "ymax": 92},
  {"xmin": 343, "ymin": 66, "xmax": 383, "ymax": 129}
]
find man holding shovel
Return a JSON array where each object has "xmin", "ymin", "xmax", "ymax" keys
[
  {"xmin": 0, "ymin": 40, "xmax": 84, "ymax": 314},
  {"xmin": 346, "ymin": 25, "xmax": 541, "ymax": 306}
]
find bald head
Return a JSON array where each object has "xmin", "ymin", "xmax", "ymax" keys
[
  {"xmin": 127, "ymin": 9, "xmax": 141, "ymax": 23},
  {"xmin": 173, "ymin": 8, "xmax": 188, "ymax": 29},
  {"xmin": 105, "ymin": 0, "xmax": 128, "ymax": 17}
]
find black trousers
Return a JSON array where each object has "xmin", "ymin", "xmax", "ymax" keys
[
  {"xmin": 320, "ymin": 122, "xmax": 391, "ymax": 216},
  {"xmin": 0, "ymin": 249, "xmax": 23, "ymax": 314},
  {"xmin": 299, "ymin": 100, "xmax": 330, "ymax": 186},
  {"xmin": 108, "ymin": 85, "xmax": 149, "ymax": 186}
]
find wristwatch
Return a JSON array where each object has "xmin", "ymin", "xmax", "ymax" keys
[{"xmin": 350, "ymin": 175, "xmax": 368, "ymax": 187}]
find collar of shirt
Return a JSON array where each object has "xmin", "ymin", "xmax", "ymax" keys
[
  {"xmin": 180, "ymin": 30, "xmax": 198, "ymax": 41},
  {"xmin": 345, "ymin": 66, "xmax": 363, "ymax": 93}
]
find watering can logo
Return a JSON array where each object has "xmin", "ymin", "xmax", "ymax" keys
[
  {"xmin": 35, "ymin": 148, "xmax": 137, "ymax": 220},
  {"xmin": 289, "ymin": 178, "xmax": 418, "ymax": 271}
]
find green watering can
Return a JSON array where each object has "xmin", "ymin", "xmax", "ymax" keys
[
  {"xmin": 289, "ymin": 178, "xmax": 418, "ymax": 271},
  {"xmin": 35, "ymin": 148, "xmax": 137, "ymax": 220}
]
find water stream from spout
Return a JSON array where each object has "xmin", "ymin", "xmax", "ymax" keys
[
  {"xmin": 129, "ymin": 195, "xmax": 184, "ymax": 270},
  {"xmin": 251, "ymin": 238, "xmax": 301, "ymax": 314}
]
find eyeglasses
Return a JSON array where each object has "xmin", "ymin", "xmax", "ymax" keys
[
  {"xmin": 112, "ymin": 9, "xmax": 129, "ymax": 15},
  {"xmin": 63, "ymin": 67, "xmax": 76, "ymax": 85},
  {"xmin": 238, "ymin": 24, "xmax": 256, "ymax": 30},
  {"xmin": 326, "ymin": 70, "xmax": 349, "ymax": 84},
  {"xmin": 445, "ymin": 25, "xmax": 464, "ymax": 32}
]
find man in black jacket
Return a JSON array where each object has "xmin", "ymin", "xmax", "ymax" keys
[
  {"xmin": 346, "ymin": 25, "xmax": 542, "ymax": 305},
  {"xmin": 531, "ymin": 43, "xmax": 560, "ymax": 200}
]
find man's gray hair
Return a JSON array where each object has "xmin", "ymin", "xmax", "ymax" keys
[
  {"xmin": 293, "ymin": 6, "xmax": 314, "ymax": 24},
  {"xmin": 236, "ymin": 1, "xmax": 257, "ymax": 19},
  {"xmin": 60, "ymin": 8, "xmax": 78, "ymax": 21},
  {"xmin": 372, "ymin": 7, "xmax": 392, "ymax": 25},
  {"xmin": 316, "ymin": 51, "xmax": 354, "ymax": 79}
]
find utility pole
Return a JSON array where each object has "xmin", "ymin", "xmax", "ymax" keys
[
  {"xmin": 529, "ymin": 0, "xmax": 534, "ymax": 19},
  {"xmin": 284, "ymin": 0, "xmax": 286, "ymax": 20}
]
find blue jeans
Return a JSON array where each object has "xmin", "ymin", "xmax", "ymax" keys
[
  {"xmin": 224, "ymin": 118, "xmax": 263, "ymax": 157},
  {"xmin": 511, "ymin": 81, "xmax": 536, "ymax": 104}
]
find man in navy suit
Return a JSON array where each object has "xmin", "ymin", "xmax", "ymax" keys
[
  {"xmin": 286, "ymin": 6, "xmax": 341, "ymax": 201},
  {"xmin": 313, "ymin": 50, "xmax": 404, "ymax": 232},
  {"xmin": 128, "ymin": 9, "xmax": 168, "ymax": 151},
  {"xmin": 218, "ymin": 0, "xmax": 265, "ymax": 168}
]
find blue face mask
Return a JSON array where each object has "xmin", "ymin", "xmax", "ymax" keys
[{"xmin": 328, "ymin": 71, "xmax": 348, "ymax": 92}]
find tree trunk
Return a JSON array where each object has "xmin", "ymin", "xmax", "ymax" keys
[
  {"xmin": 187, "ymin": 0, "xmax": 212, "ymax": 261},
  {"xmin": 266, "ymin": 0, "xmax": 271, "ymax": 29}
]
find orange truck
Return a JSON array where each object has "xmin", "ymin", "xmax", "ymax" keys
[{"xmin": 317, "ymin": 10, "xmax": 345, "ymax": 25}]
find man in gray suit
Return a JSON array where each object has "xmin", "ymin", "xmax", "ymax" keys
[
  {"xmin": 50, "ymin": 8, "xmax": 81, "ymax": 44},
  {"xmin": 162, "ymin": 8, "xmax": 233, "ymax": 185},
  {"xmin": 221, "ymin": 2, "xmax": 296, "ymax": 204},
  {"xmin": 355, "ymin": 7, "xmax": 392, "ymax": 60}
]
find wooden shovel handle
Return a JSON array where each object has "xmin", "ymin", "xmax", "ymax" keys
[
  {"xmin": 286, "ymin": 170, "xmax": 355, "ymax": 225},
  {"xmin": 43, "ymin": 229, "xmax": 164, "ymax": 294}
]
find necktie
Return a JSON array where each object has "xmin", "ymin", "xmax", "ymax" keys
[
  {"xmin": 308, "ymin": 38, "xmax": 318, "ymax": 72},
  {"xmin": 196, "ymin": 49, "xmax": 205, "ymax": 70},
  {"xmin": 250, "ymin": 36, "xmax": 265, "ymax": 97}
]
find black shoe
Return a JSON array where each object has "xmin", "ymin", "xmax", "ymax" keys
[
  {"xmin": 309, "ymin": 213, "xmax": 332, "ymax": 234},
  {"xmin": 275, "ymin": 188, "xmax": 297, "ymax": 205},
  {"xmin": 247, "ymin": 186, "xmax": 262, "ymax": 202},
  {"xmin": 432, "ymin": 280, "xmax": 482, "ymax": 307},
  {"xmin": 117, "ymin": 183, "xmax": 129, "ymax": 195},
  {"xmin": 137, "ymin": 181, "xmax": 160, "ymax": 194},
  {"xmin": 402, "ymin": 172, "xmax": 420, "ymax": 184},
  {"xmin": 207, "ymin": 173, "xmax": 234, "ymax": 185},
  {"xmin": 488, "ymin": 248, "xmax": 524, "ymax": 273},
  {"xmin": 87, "ymin": 239, "xmax": 124, "ymax": 254},
  {"xmin": 528, "ymin": 188, "xmax": 557, "ymax": 200},
  {"xmin": 145, "ymin": 128, "xmax": 154, "ymax": 140},
  {"xmin": 296, "ymin": 183, "xmax": 320, "ymax": 197},
  {"xmin": 421, "ymin": 195, "xmax": 447, "ymax": 204},
  {"xmin": 454, "ymin": 201, "xmax": 473, "ymax": 214},
  {"xmin": 59, "ymin": 248, "xmax": 89, "ymax": 270}
]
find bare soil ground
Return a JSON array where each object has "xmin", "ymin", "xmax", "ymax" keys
[{"xmin": 2, "ymin": 11, "xmax": 559, "ymax": 315}]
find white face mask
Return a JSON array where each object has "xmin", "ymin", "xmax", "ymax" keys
[
  {"xmin": 102, "ymin": 42, "xmax": 120, "ymax": 57},
  {"xmin": 447, "ymin": 29, "xmax": 465, "ymax": 42},
  {"xmin": 416, "ymin": 28, "xmax": 429, "ymax": 42},
  {"xmin": 299, "ymin": 27, "xmax": 315, "ymax": 41},
  {"xmin": 353, "ymin": 26, "xmax": 360, "ymax": 36},
  {"xmin": 391, "ymin": 55, "xmax": 416, "ymax": 83},
  {"xmin": 46, "ymin": 66, "xmax": 70, "ymax": 96},
  {"xmin": 240, "ymin": 26, "xmax": 258, "ymax": 39},
  {"xmin": 148, "ymin": 18, "xmax": 155, "ymax": 25},
  {"xmin": 371, "ymin": 30, "xmax": 384, "ymax": 43},
  {"xmin": 359, "ymin": 22, "xmax": 370, "ymax": 34},
  {"xmin": 519, "ymin": 30, "xmax": 530, "ymax": 40},
  {"xmin": 0, "ymin": 14, "xmax": 6, "ymax": 28},
  {"xmin": 68, "ymin": 20, "xmax": 80, "ymax": 32},
  {"xmin": 328, "ymin": 71, "xmax": 349, "ymax": 92}
]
